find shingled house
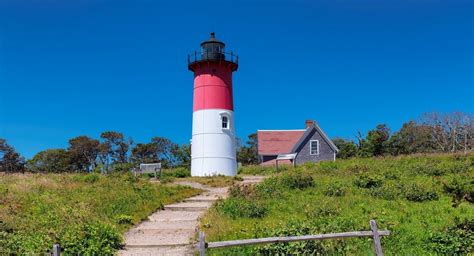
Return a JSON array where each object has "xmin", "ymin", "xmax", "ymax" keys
[{"xmin": 257, "ymin": 120, "xmax": 339, "ymax": 166}]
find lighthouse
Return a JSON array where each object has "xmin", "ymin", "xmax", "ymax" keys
[{"xmin": 188, "ymin": 32, "xmax": 238, "ymax": 177}]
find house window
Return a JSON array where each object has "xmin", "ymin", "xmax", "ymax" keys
[
  {"xmin": 310, "ymin": 140, "xmax": 319, "ymax": 155},
  {"xmin": 222, "ymin": 116, "xmax": 229, "ymax": 129}
]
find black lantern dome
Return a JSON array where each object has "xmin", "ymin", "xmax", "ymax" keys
[
  {"xmin": 188, "ymin": 32, "xmax": 238, "ymax": 71},
  {"xmin": 200, "ymin": 32, "xmax": 225, "ymax": 61}
]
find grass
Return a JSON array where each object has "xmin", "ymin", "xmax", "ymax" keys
[
  {"xmin": 0, "ymin": 172, "xmax": 202, "ymax": 254},
  {"xmin": 200, "ymin": 153, "xmax": 474, "ymax": 255}
]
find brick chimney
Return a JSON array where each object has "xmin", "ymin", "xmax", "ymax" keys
[{"xmin": 305, "ymin": 120, "xmax": 314, "ymax": 129}]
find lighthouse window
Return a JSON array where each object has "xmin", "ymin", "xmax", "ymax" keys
[{"xmin": 222, "ymin": 116, "xmax": 229, "ymax": 129}]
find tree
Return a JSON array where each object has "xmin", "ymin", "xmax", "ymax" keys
[
  {"xmin": 27, "ymin": 149, "xmax": 71, "ymax": 173},
  {"xmin": 100, "ymin": 131, "xmax": 131, "ymax": 164},
  {"xmin": 131, "ymin": 143, "xmax": 158, "ymax": 164},
  {"xmin": 421, "ymin": 112, "xmax": 474, "ymax": 153},
  {"xmin": 131, "ymin": 138, "xmax": 189, "ymax": 168},
  {"xmin": 68, "ymin": 136, "xmax": 100, "ymax": 172},
  {"xmin": 368, "ymin": 124, "xmax": 391, "ymax": 156},
  {"xmin": 355, "ymin": 131, "xmax": 372, "ymax": 157},
  {"xmin": 333, "ymin": 138, "xmax": 358, "ymax": 159},
  {"xmin": 237, "ymin": 133, "xmax": 259, "ymax": 165},
  {"xmin": 356, "ymin": 124, "xmax": 391, "ymax": 157},
  {"xmin": 0, "ymin": 138, "xmax": 25, "ymax": 173},
  {"xmin": 387, "ymin": 121, "xmax": 435, "ymax": 155},
  {"xmin": 151, "ymin": 137, "xmax": 177, "ymax": 168},
  {"xmin": 97, "ymin": 142, "xmax": 112, "ymax": 173},
  {"xmin": 172, "ymin": 144, "xmax": 191, "ymax": 168}
]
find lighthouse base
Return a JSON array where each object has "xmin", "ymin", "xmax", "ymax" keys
[
  {"xmin": 190, "ymin": 109, "xmax": 237, "ymax": 177},
  {"xmin": 191, "ymin": 158, "xmax": 237, "ymax": 177}
]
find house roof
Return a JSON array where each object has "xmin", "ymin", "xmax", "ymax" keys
[
  {"xmin": 257, "ymin": 130, "xmax": 305, "ymax": 155},
  {"xmin": 291, "ymin": 122, "xmax": 339, "ymax": 153},
  {"xmin": 257, "ymin": 121, "xmax": 339, "ymax": 156}
]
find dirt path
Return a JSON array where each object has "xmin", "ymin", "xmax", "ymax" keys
[{"xmin": 119, "ymin": 176, "xmax": 264, "ymax": 256}]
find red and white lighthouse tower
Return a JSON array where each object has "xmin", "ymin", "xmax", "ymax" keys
[{"xmin": 188, "ymin": 32, "xmax": 238, "ymax": 176}]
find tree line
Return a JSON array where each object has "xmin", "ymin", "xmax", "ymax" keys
[
  {"xmin": 235, "ymin": 112, "xmax": 474, "ymax": 164},
  {"xmin": 334, "ymin": 112, "xmax": 474, "ymax": 158},
  {"xmin": 0, "ymin": 111, "xmax": 472, "ymax": 173},
  {"xmin": 0, "ymin": 132, "xmax": 190, "ymax": 173}
]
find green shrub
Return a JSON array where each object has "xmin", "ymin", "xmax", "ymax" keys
[
  {"xmin": 61, "ymin": 222, "xmax": 122, "ymax": 255},
  {"xmin": 118, "ymin": 172, "xmax": 139, "ymax": 183},
  {"xmin": 305, "ymin": 202, "xmax": 341, "ymax": 218},
  {"xmin": 115, "ymin": 214, "xmax": 133, "ymax": 225},
  {"xmin": 0, "ymin": 220, "xmax": 12, "ymax": 233},
  {"xmin": 443, "ymin": 176, "xmax": 474, "ymax": 206},
  {"xmin": 223, "ymin": 184, "xmax": 269, "ymax": 219},
  {"xmin": 279, "ymin": 171, "xmax": 314, "ymax": 190},
  {"xmin": 354, "ymin": 173, "xmax": 383, "ymax": 189},
  {"xmin": 442, "ymin": 161, "xmax": 470, "ymax": 174},
  {"xmin": 72, "ymin": 173, "xmax": 101, "ymax": 183},
  {"xmin": 164, "ymin": 167, "xmax": 190, "ymax": 178},
  {"xmin": 255, "ymin": 220, "xmax": 326, "ymax": 255},
  {"xmin": 413, "ymin": 161, "xmax": 470, "ymax": 176},
  {"xmin": 369, "ymin": 182, "xmax": 403, "ymax": 200},
  {"xmin": 0, "ymin": 231, "xmax": 11, "ymax": 254},
  {"xmin": 159, "ymin": 176, "xmax": 175, "ymax": 184},
  {"xmin": 412, "ymin": 164, "xmax": 446, "ymax": 176},
  {"xmin": 317, "ymin": 161, "xmax": 339, "ymax": 171},
  {"xmin": 228, "ymin": 184, "xmax": 256, "ymax": 199},
  {"xmin": 301, "ymin": 161, "xmax": 318, "ymax": 170},
  {"xmin": 252, "ymin": 171, "xmax": 314, "ymax": 199},
  {"xmin": 254, "ymin": 178, "xmax": 282, "ymax": 198},
  {"xmin": 215, "ymin": 197, "xmax": 268, "ymax": 219},
  {"xmin": 404, "ymin": 183, "xmax": 439, "ymax": 202},
  {"xmin": 111, "ymin": 163, "xmax": 135, "ymax": 173},
  {"xmin": 0, "ymin": 231, "xmax": 52, "ymax": 255},
  {"xmin": 83, "ymin": 173, "xmax": 100, "ymax": 183},
  {"xmin": 382, "ymin": 170, "xmax": 399, "ymax": 180},
  {"xmin": 344, "ymin": 164, "xmax": 370, "ymax": 173},
  {"xmin": 323, "ymin": 182, "xmax": 346, "ymax": 197},
  {"xmin": 238, "ymin": 165, "xmax": 277, "ymax": 175},
  {"xmin": 428, "ymin": 218, "xmax": 473, "ymax": 255}
]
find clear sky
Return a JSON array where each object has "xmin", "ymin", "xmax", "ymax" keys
[{"xmin": 0, "ymin": 0, "xmax": 472, "ymax": 158}]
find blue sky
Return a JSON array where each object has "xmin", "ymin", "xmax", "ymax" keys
[{"xmin": 0, "ymin": 0, "xmax": 472, "ymax": 158}]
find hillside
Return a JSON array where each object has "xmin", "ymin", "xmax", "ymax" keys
[
  {"xmin": 0, "ymin": 173, "xmax": 201, "ymax": 254},
  {"xmin": 200, "ymin": 154, "xmax": 474, "ymax": 255}
]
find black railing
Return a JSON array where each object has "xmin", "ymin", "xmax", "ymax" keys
[{"xmin": 188, "ymin": 51, "xmax": 239, "ymax": 65}]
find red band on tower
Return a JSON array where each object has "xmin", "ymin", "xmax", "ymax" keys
[{"xmin": 192, "ymin": 64, "xmax": 234, "ymax": 111}]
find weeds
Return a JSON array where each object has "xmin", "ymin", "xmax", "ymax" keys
[
  {"xmin": 0, "ymin": 173, "xmax": 201, "ymax": 254},
  {"xmin": 428, "ymin": 218, "xmax": 473, "ymax": 254},
  {"xmin": 404, "ymin": 183, "xmax": 439, "ymax": 202},
  {"xmin": 201, "ymin": 154, "xmax": 474, "ymax": 255},
  {"xmin": 354, "ymin": 173, "xmax": 383, "ymax": 189},
  {"xmin": 443, "ymin": 175, "xmax": 474, "ymax": 206},
  {"xmin": 323, "ymin": 182, "xmax": 346, "ymax": 197},
  {"xmin": 215, "ymin": 198, "xmax": 268, "ymax": 219}
]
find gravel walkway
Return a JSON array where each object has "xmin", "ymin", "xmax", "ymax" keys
[{"xmin": 119, "ymin": 176, "xmax": 264, "ymax": 256}]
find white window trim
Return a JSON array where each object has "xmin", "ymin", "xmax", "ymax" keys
[
  {"xmin": 310, "ymin": 140, "xmax": 319, "ymax": 155},
  {"xmin": 221, "ymin": 114, "xmax": 230, "ymax": 130}
]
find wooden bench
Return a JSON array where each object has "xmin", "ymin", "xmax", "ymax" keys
[{"xmin": 134, "ymin": 163, "xmax": 162, "ymax": 179}]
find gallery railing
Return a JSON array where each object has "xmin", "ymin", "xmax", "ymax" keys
[{"xmin": 187, "ymin": 51, "xmax": 239, "ymax": 65}]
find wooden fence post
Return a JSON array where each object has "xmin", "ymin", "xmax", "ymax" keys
[
  {"xmin": 52, "ymin": 244, "xmax": 60, "ymax": 256},
  {"xmin": 199, "ymin": 231, "xmax": 206, "ymax": 256},
  {"xmin": 370, "ymin": 220, "xmax": 383, "ymax": 256}
]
